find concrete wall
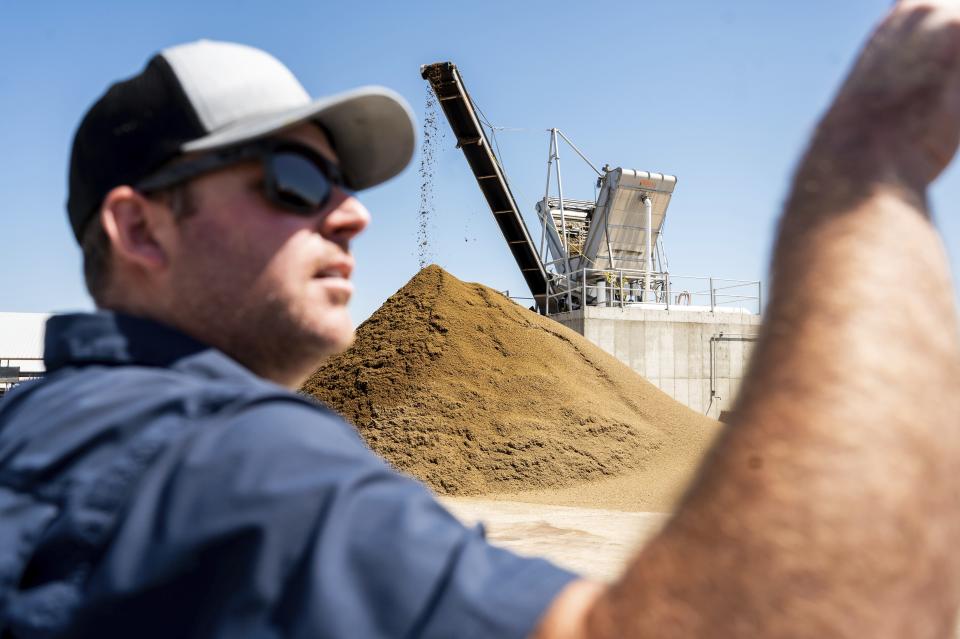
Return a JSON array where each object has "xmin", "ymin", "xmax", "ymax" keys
[{"xmin": 551, "ymin": 306, "xmax": 763, "ymax": 420}]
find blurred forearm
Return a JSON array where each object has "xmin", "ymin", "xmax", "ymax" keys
[{"xmin": 581, "ymin": 3, "xmax": 960, "ymax": 637}]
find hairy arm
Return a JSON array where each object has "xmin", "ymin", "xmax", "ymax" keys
[{"xmin": 536, "ymin": 2, "xmax": 960, "ymax": 637}]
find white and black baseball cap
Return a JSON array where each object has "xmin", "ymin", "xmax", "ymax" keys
[{"xmin": 67, "ymin": 40, "xmax": 416, "ymax": 242}]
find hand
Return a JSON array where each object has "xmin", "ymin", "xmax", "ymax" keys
[{"xmin": 821, "ymin": 1, "xmax": 960, "ymax": 189}]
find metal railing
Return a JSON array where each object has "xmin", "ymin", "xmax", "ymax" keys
[
  {"xmin": 0, "ymin": 357, "xmax": 45, "ymax": 396},
  {"xmin": 541, "ymin": 268, "xmax": 762, "ymax": 315}
]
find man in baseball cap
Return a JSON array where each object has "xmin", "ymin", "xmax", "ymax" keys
[
  {"xmin": 6, "ymin": 1, "xmax": 960, "ymax": 636},
  {"xmin": 66, "ymin": 40, "xmax": 419, "ymax": 387},
  {"xmin": 0, "ymin": 40, "xmax": 579, "ymax": 637}
]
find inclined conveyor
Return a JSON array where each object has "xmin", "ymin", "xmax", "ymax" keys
[{"xmin": 421, "ymin": 62, "xmax": 549, "ymax": 312}]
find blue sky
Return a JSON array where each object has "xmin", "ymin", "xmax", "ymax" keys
[{"xmin": 4, "ymin": 0, "xmax": 959, "ymax": 324}]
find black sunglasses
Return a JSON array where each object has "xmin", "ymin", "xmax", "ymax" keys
[{"xmin": 136, "ymin": 139, "xmax": 351, "ymax": 215}]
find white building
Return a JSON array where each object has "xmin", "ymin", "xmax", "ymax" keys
[{"xmin": 0, "ymin": 312, "xmax": 50, "ymax": 395}]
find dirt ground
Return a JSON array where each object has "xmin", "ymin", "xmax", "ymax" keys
[{"xmin": 443, "ymin": 497, "xmax": 666, "ymax": 582}]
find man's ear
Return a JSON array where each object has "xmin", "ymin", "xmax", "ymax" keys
[{"xmin": 99, "ymin": 186, "xmax": 171, "ymax": 272}]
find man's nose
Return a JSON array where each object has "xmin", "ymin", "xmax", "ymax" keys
[{"xmin": 317, "ymin": 187, "xmax": 371, "ymax": 245}]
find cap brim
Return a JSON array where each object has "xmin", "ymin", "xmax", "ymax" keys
[{"xmin": 182, "ymin": 86, "xmax": 416, "ymax": 190}]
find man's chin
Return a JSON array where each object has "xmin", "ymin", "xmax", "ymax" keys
[
  {"xmin": 264, "ymin": 325, "xmax": 355, "ymax": 389},
  {"xmin": 304, "ymin": 321, "xmax": 356, "ymax": 359}
]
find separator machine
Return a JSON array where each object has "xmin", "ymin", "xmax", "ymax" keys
[{"xmin": 422, "ymin": 61, "xmax": 677, "ymax": 314}]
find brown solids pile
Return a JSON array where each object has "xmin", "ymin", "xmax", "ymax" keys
[{"xmin": 302, "ymin": 266, "xmax": 718, "ymax": 506}]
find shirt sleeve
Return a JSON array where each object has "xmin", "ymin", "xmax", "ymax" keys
[{"xmin": 87, "ymin": 397, "xmax": 578, "ymax": 639}]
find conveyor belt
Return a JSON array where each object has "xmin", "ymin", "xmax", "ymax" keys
[{"xmin": 421, "ymin": 62, "xmax": 549, "ymax": 312}]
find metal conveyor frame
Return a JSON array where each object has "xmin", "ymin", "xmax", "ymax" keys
[{"xmin": 421, "ymin": 61, "xmax": 550, "ymax": 312}]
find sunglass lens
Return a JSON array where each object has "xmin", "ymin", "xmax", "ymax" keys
[{"xmin": 269, "ymin": 151, "xmax": 332, "ymax": 212}]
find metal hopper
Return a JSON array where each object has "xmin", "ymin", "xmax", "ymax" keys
[{"xmin": 584, "ymin": 169, "xmax": 676, "ymax": 272}]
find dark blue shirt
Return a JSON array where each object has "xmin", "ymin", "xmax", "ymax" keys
[{"xmin": 0, "ymin": 312, "xmax": 576, "ymax": 638}]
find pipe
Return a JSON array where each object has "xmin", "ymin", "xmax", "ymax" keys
[
  {"xmin": 598, "ymin": 172, "xmax": 616, "ymax": 270},
  {"xmin": 644, "ymin": 195, "xmax": 653, "ymax": 301}
]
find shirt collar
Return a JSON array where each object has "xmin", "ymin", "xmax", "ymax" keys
[{"xmin": 44, "ymin": 312, "xmax": 210, "ymax": 371}]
